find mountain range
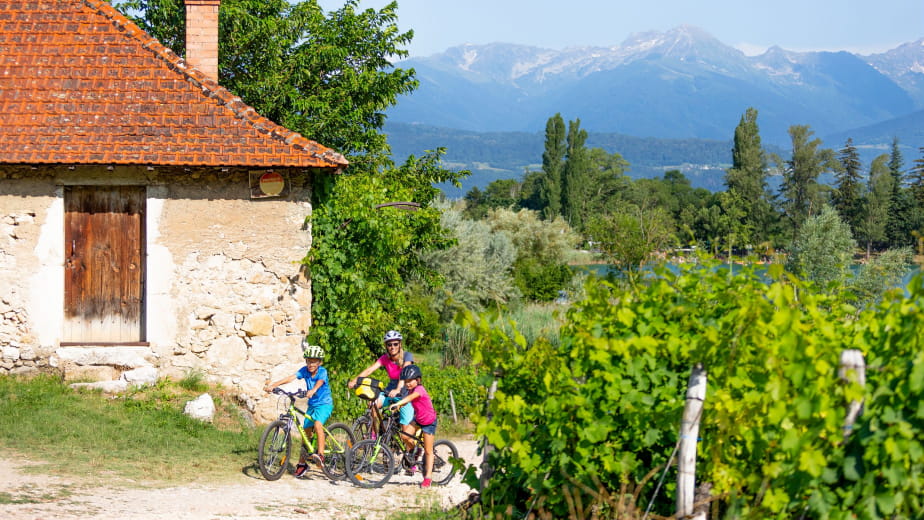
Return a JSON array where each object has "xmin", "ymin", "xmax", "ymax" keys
[{"xmin": 384, "ymin": 26, "xmax": 924, "ymax": 194}]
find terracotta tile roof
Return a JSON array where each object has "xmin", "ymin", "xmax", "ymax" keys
[{"xmin": 0, "ymin": 0, "xmax": 348, "ymax": 169}]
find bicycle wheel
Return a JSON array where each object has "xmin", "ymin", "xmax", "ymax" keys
[
  {"xmin": 431, "ymin": 439, "xmax": 459, "ymax": 486},
  {"xmin": 321, "ymin": 422, "xmax": 356, "ymax": 481},
  {"xmin": 352, "ymin": 414, "xmax": 374, "ymax": 441},
  {"xmin": 257, "ymin": 419, "xmax": 292, "ymax": 481},
  {"xmin": 346, "ymin": 439, "xmax": 395, "ymax": 488}
]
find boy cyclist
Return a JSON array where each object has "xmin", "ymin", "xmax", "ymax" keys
[
  {"xmin": 264, "ymin": 341, "xmax": 332, "ymax": 478},
  {"xmin": 388, "ymin": 364, "xmax": 437, "ymax": 488}
]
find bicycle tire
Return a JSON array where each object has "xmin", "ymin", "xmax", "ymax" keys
[
  {"xmin": 431, "ymin": 439, "xmax": 459, "ymax": 486},
  {"xmin": 352, "ymin": 414, "xmax": 374, "ymax": 442},
  {"xmin": 257, "ymin": 419, "xmax": 292, "ymax": 481},
  {"xmin": 321, "ymin": 422, "xmax": 356, "ymax": 481},
  {"xmin": 346, "ymin": 439, "xmax": 395, "ymax": 488}
]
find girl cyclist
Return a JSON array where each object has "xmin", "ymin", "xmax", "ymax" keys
[{"xmin": 388, "ymin": 364, "xmax": 437, "ymax": 488}]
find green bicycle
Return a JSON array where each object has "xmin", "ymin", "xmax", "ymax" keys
[{"xmin": 258, "ymin": 388, "xmax": 356, "ymax": 481}]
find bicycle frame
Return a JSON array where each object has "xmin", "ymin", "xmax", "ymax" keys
[{"xmin": 276, "ymin": 391, "xmax": 350, "ymax": 455}]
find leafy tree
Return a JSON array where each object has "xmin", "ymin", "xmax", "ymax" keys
[
  {"xmin": 723, "ymin": 107, "xmax": 774, "ymax": 246},
  {"xmin": 583, "ymin": 147, "xmax": 631, "ymax": 217},
  {"xmin": 779, "ymin": 125, "xmax": 836, "ymax": 239},
  {"xmin": 539, "ymin": 114, "xmax": 566, "ymax": 220},
  {"xmin": 694, "ymin": 195, "xmax": 736, "ymax": 252},
  {"xmin": 462, "ymin": 186, "xmax": 486, "ymax": 219},
  {"xmin": 856, "ymin": 154, "xmax": 892, "ymax": 257},
  {"xmin": 561, "ymin": 118, "xmax": 590, "ymax": 230},
  {"xmin": 832, "ymin": 138, "xmax": 865, "ymax": 235},
  {"xmin": 586, "ymin": 203, "xmax": 675, "ymax": 279},
  {"xmin": 849, "ymin": 246, "xmax": 913, "ymax": 305},
  {"xmin": 518, "ymin": 168, "xmax": 546, "ymax": 213},
  {"xmin": 307, "ymin": 150, "xmax": 466, "ymax": 369},
  {"xmin": 462, "ymin": 179, "xmax": 521, "ymax": 220},
  {"xmin": 421, "ymin": 201, "xmax": 519, "ymax": 318},
  {"xmin": 487, "ymin": 208, "xmax": 578, "ymax": 301},
  {"xmin": 785, "ymin": 205, "xmax": 856, "ymax": 287},
  {"xmin": 118, "ymin": 0, "xmax": 417, "ymax": 168}
]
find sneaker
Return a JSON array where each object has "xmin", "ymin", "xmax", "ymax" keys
[
  {"xmin": 308, "ymin": 452, "xmax": 325, "ymax": 468},
  {"xmin": 370, "ymin": 431, "xmax": 377, "ymax": 440},
  {"xmin": 420, "ymin": 478, "xmax": 432, "ymax": 488},
  {"xmin": 294, "ymin": 463, "xmax": 309, "ymax": 477},
  {"xmin": 404, "ymin": 464, "xmax": 418, "ymax": 476}
]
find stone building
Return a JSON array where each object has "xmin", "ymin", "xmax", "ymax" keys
[{"xmin": 0, "ymin": 0, "xmax": 348, "ymax": 422}]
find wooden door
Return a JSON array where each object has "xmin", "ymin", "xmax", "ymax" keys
[{"xmin": 64, "ymin": 186, "xmax": 145, "ymax": 343}]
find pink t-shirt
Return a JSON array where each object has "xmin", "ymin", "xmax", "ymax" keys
[
  {"xmin": 377, "ymin": 352, "xmax": 414, "ymax": 391},
  {"xmin": 410, "ymin": 385, "xmax": 436, "ymax": 426}
]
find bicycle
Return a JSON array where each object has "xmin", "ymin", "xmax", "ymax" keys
[
  {"xmin": 346, "ymin": 407, "xmax": 459, "ymax": 488},
  {"xmin": 257, "ymin": 388, "xmax": 356, "ymax": 481}
]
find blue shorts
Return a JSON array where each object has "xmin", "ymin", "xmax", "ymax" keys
[
  {"xmin": 381, "ymin": 395, "xmax": 414, "ymax": 425},
  {"xmin": 304, "ymin": 403, "xmax": 333, "ymax": 429},
  {"xmin": 416, "ymin": 418, "xmax": 437, "ymax": 436}
]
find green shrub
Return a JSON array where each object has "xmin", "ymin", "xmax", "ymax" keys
[{"xmin": 513, "ymin": 257, "xmax": 573, "ymax": 301}]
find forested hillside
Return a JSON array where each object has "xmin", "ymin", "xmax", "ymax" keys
[{"xmin": 385, "ymin": 121, "xmax": 752, "ymax": 193}]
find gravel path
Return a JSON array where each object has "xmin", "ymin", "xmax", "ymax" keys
[{"xmin": 0, "ymin": 440, "xmax": 480, "ymax": 520}]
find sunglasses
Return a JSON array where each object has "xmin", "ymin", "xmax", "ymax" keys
[{"xmin": 385, "ymin": 342, "xmax": 401, "ymax": 347}]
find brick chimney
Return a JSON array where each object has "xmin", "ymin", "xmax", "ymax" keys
[{"xmin": 185, "ymin": 0, "xmax": 220, "ymax": 81}]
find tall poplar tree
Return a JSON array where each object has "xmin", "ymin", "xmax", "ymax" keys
[
  {"xmin": 561, "ymin": 118, "xmax": 590, "ymax": 230},
  {"xmin": 858, "ymin": 154, "xmax": 892, "ymax": 257},
  {"xmin": 832, "ymin": 138, "xmax": 864, "ymax": 235},
  {"xmin": 723, "ymin": 107, "xmax": 773, "ymax": 246},
  {"xmin": 539, "ymin": 114, "xmax": 566, "ymax": 220},
  {"xmin": 779, "ymin": 125, "xmax": 835, "ymax": 239}
]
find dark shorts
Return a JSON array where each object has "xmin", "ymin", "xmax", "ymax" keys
[{"xmin": 415, "ymin": 418, "xmax": 437, "ymax": 436}]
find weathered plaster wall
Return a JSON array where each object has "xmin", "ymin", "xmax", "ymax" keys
[
  {"xmin": 0, "ymin": 165, "xmax": 318, "ymax": 423},
  {"xmin": 0, "ymin": 174, "xmax": 60, "ymax": 371}
]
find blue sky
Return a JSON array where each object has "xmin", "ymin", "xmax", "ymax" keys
[{"xmin": 319, "ymin": 0, "xmax": 924, "ymax": 57}]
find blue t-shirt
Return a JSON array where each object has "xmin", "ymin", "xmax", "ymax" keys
[{"xmin": 297, "ymin": 365, "xmax": 333, "ymax": 407}]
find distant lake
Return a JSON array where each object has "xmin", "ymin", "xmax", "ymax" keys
[{"xmin": 575, "ymin": 263, "xmax": 922, "ymax": 290}]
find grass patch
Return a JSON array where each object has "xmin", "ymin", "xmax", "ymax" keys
[
  {"xmin": 0, "ymin": 484, "xmax": 74, "ymax": 505},
  {"xmin": 0, "ymin": 374, "xmax": 260, "ymax": 485}
]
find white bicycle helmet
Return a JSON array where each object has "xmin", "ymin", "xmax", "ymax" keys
[
  {"xmin": 383, "ymin": 330, "xmax": 403, "ymax": 343},
  {"xmin": 301, "ymin": 339, "xmax": 325, "ymax": 360}
]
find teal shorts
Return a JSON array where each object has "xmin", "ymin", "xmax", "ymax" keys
[
  {"xmin": 304, "ymin": 403, "xmax": 333, "ymax": 429},
  {"xmin": 381, "ymin": 395, "xmax": 414, "ymax": 425}
]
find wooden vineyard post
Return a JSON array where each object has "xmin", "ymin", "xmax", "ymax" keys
[
  {"xmin": 449, "ymin": 389, "xmax": 459, "ymax": 422},
  {"xmin": 839, "ymin": 349, "xmax": 866, "ymax": 440},
  {"xmin": 480, "ymin": 378, "xmax": 498, "ymax": 491},
  {"xmin": 677, "ymin": 363, "xmax": 707, "ymax": 519}
]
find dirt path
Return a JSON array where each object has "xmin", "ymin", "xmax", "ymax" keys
[{"xmin": 0, "ymin": 441, "xmax": 480, "ymax": 520}]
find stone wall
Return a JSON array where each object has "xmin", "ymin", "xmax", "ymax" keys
[{"xmin": 0, "ymin": 165, "xmax": 320, "ymax": 423}]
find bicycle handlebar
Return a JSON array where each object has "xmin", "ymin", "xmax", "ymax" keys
[{"xmin": 271, "ymin": 387, "xmax": 307, "ymax": 399}]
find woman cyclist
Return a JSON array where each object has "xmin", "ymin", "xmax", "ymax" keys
[{"xmin": 348, "ymin": 330, "xmax": 415, "ymax": 435}]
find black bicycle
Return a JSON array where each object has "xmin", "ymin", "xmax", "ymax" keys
[{"xmin": 345, "ymin": 408, "xmax": 458, "ymax": 488}]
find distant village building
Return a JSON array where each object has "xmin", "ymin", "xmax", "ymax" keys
[{"xmin": 0, "ymin": 0, "xmax": 348, "ymax": 422}]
